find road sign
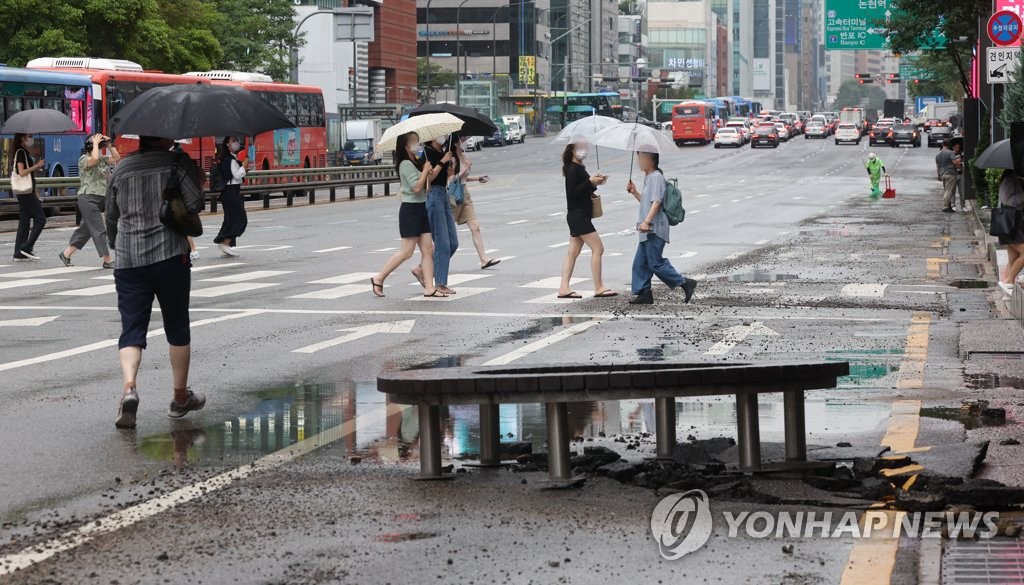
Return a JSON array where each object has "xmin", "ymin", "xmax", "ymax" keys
[
  {"xmin": 997, "ymin": 0, "xmax": 1024, "ymax": 46},
  {"xmin": 915, "ymin": 96, "xmax": 944, "ymax": 114},
  {"xmin": 988, "ymin": 10, "xmax": 1023, "ymax": 47},
  {"xmin": 518, "ymin": 56, "xmax": 536, "ymax": 85},
  {"xmin": 824, "ymin": 0, "xmax": 946, "ymax": 50},
  {"xmin": 988, "ymin": 46, "xmax": 1022, "ymax": 84},
  {"xmin": 899, "ymin": 59, "xmax": 936, "ymax": 81}
]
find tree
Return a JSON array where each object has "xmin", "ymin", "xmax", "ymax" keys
[
  {"xmin": 906, "ymin": 53, "xmax": 963, "ymax": 102},
  {"xmin": 418, "ymin": 58, "xmax": 457, "ymax": 102},
  {"xmin": 833, "ymin": 80, "xmax": 887, "ymax": 110},
  {"xmin": 999, "ymin": 54, "xmax": 1024, "ymax": 132},
  {"xmin": 213, "ymin": 0, "xmax": 302, "ymax": 81}
]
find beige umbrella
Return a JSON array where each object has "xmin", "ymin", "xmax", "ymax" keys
[{"xmin": 377, "ymin": 113, "xmax": 464, "ymax": 154}]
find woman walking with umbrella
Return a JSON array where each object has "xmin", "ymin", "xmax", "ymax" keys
[
  {"xmin": 8, "ymin": 133, "xmax": 47, "ymax": 261},
  {"xmin": 557, "ymin": 140, "xmax": 617, "ymax": 299},
  {"xmin": 212, "ymin": 136, "xmax": 248, "ymax": 257},
  {"xmin": 422, "ymin": 134, "xmax": 459, "ymax": 295},
  {"xmin": 59, "ymin": 133, "xmax": 120, "ymax": 268}
]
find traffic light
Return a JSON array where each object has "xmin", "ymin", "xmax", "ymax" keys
[
  {"xmin": 855, "ymin": 73, "xmax": 872, "ymax": 84},
  {"xmin": 913, "ymin": 78, "xmax": 920, "ymax": 84},
  {"xmin": 886, "ymin": 73, "xmax": 901, "ymax": 84}
]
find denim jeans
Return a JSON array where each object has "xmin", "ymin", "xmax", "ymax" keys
[
  {"xmin": 632, "ymin": 234, "xmax": 685, "ymax": 294},
  {"xmin": 426, "ymin": 185, "xmax": 458, "ymax": 285}
]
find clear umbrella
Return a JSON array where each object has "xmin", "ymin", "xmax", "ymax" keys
[
  {"xmin": 590, "ymin": 123, "xmax": 679, "ymax": 179},
  {"xmin": 551, "ymin": 113, "xmax": 623, "ymax": 168}
]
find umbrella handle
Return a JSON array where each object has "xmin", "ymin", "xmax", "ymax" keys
[{"xmin": 596, "ymin": 145, "xmax": 600, "ymax": 168}]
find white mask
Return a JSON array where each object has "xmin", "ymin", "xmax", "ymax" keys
[
  {"xmin": 575, "ymin": 149, "xmax": 588, "ymax": 161},
  {"xmin": 229, "ymin": 141, "xmax": 241, "ymax": 153},
  {"xmin": 23, "ymin": 138, "xmax": 34, "ymax": 148}
]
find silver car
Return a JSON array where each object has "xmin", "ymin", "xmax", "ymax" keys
[
  {"xmin": 805, "ymin": 122, "xmax": 828, "ymax": 139},
  {"xmin": 714, "ymin": 127, "xmax": 744, "ymax": 148}
]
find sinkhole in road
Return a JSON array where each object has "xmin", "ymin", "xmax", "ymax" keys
[{"xmin": 716, "ymin": 271, "xmax": 800, "ymax": 283}]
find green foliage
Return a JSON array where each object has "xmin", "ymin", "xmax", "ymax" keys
[
  {"xmin": 418, "ymin": 58, "xmax": 457, "ymax": 102},
  {"xmin": 905, "ymin": 53, "xmax": 963, "ymax": 102},
  {"xmin": 987, "ymin": 168, "xmax": 1004, "ymax": 208},
  {"xmin": 970, "ymin": 106, "xmax": 991, "ymax": 204},
  {"xmin": 833, "ymin": 80, "xmax": 887, "ymax": 110},
  {"xmin": 213, "ymin": 0, "xmax": 302, "ymax": 81},
  {"xmin": 999, "ymin": 54, "xmax": 1024, "ymax": 132},
  {"xmin": 619, "ymin": 0, "xmax": 641, "ymax": 15}
]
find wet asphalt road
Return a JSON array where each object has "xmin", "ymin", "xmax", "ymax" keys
[{"xmin": 1, "ymin": 132, "xmax": 1019, "ymax": 583}]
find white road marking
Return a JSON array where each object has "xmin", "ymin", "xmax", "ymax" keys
[
  {"xmin": 710, "ymin": 204, "xmax": 722, "ymax": 208},
  {"xmin": 689, "ymin": 210, "xmax": 703, "ymax": 214},
  {"xmin": 0, "ymin": 266, "xmax": 98, "ymax": 279},
  {"xmin": 0, "ymin": 404, "xmax": 389, "ymax": 576},
  {"xmin": 520, "ymin": 277, "xmax": 587, "ymax": 289},
  {"xmin": 695, "ymin": 194, "xmax": 712, "ymax": 198},
  {"xmin": 841, "ymin": 284, "xmax": 889, "ymax": 298},
  {"xmin": 524, "ymin": 294, "xmax": 581, "ymax": 304},
  {"xmin": 50, "ymin": 284, "xmax": 116, "ymax": 297},
  {"xmin": 231, "ymin": 245, "xmax": 292, "ymax": 251},
  {"xmin": 506, "ymin": 220, "xmax": 529, "ymax": 225},
  {"xmin": 410, "ymin": 273, "xmax": 491, "ymax": 287},
  {"xmin": 754, "ymin": 239, "xmax": 769, "ymax": 245},
  {"xmin": 705, "ymin": 322, "xmax": 779, "ymax": 355},
  {"xmin": 548, "ymin": 212, "xmax": 562, "ymax": 217},
  {"xmin": 793, "ymin": 196, "xmax": 807, "ymax": 200},
  {"xmin": 310, "ymin": 272, "xmax": 377, "ymax": 285},
  {"xmin": 190, "ymin": 264, "xmax": 247, "ymax": 273},
  {"xmin": 292, "ymin": 320, "xmax": 416, "ymax": 354},
  {"xmin": 0, "ymin": 278, "xmax": 66, "ymax": 290},
  {"xmin": 0, "ymin": 316, "xmax": 60, "ymax": 327},
  {"xmin": 547, "ymin": 241, "xmax": 570, "ymax": 248},
  {"xmin": 200, "ymin": 270, "xmax": 293, "ymax": 283},
  {"xmin": 675, "ymin": 251, "xmax": 699, "ymax": 259},
  {"xmin": 408, "ymin": 287, "xmax": 494, "ymax": 302},
  {"xmin": 191, "ymin": 282, "xmax": 279, "ymax": 298},
  {"xmin": 289, "ymin": 285, "xmax": 366, "ymax": 300},
  {"xmin": 374, "ymin": 247, "xmax": 398, "ymax": 252},
  {"xmin": 313, "ymin": 246, "xmax": 353, "ymax": 254},
  {"xmin": 483, "ymin": 319, "xmax": 604, "ymax": 366}
]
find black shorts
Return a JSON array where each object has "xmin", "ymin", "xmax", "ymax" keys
[
  {"xmin": 399, "ymin": 201, "xmax": 431, "ymax": 238},
  {"xmin": 115, "ymin": 255, "xmax": 191, "ymax": 349},
  {"xmin": 567, "ymin": 208, "xmax": 596, "ymax": 238}
]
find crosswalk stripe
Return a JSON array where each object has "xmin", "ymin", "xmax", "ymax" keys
[
  {"xmin": 313, "ymin": 246, "xmax": 352, "ymax": 253},
  {"xmin": 191, "ymin": 282, "xmax": 279, "ymax": 298},
  {"xmin": 520, "ymin": 277, "xmax": 588, "ymax": 289},
  {"xmin": 0, "ymin": 278, "xmax": 66, "ymax": 290},
  {"xmin": 200, "ymin": 270, "xmax": 293, "ymax": 283},
  {"xmin": 50, "ymin": 284, "xmax": 116, "ymax": 297},
  {"xmin": 309, "ymin": 272, "xmax": 376, "ymax": 285},
  {"xmin": 190, "ymin": 264, "xmax": 248, "ymax": 273},
  {"xmin": 524, "ymin": 294, "xmax": 580, "ymax": 304},
  {"xmin": 0, "ymin": 266, "xmax": 99, "ymax": 279},
  {"xmin": 408, "ymin": 287, "xmax": 494, "ymax": 302},
  {"xmin": 410, "ymin": 273, "xmax": 491, "ymax": 286},
  {"xmin": 289, "ymin": 284, "xmax": 366, "ymax": 300}
]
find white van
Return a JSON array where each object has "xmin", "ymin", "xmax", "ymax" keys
[{"xmin": 502, "ymin": 115, "xmax": 526, "ymax": 143}]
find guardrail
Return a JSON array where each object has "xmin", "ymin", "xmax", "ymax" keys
[{"xmin": 0, "ymin": 165, "xmax": 398, "ymax": 216}]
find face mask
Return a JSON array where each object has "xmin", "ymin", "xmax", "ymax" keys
[
  {"xmin": 575, "ymin": 149, "xmax": 588, "ymax": 161},
  {"xmin": 229, "ymin": 141, "xmax": 241, "ymax": 153},
  {"xmin": 23, "ymin": 138, "xmax": 34, "ymax": 148}
]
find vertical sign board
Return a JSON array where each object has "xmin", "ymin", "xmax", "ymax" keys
[
  {"xmin": 988, "ymin": 46, "xmax": 1022, "ymax": 84},
  {"xmin": 518, "ymin": 56, "xmax": 536, "ymax": 86},
  {"xmin": 997, "ymin": 0, "xmax": 1024, "ymax": 47}
]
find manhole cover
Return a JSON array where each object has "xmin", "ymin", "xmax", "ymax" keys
[{"xmin": 943, "ymin": 538, "xmax": 1024, "ymax": 584}]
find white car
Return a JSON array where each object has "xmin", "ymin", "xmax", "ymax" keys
[
  {"xmin": 714, "ymin": 127, "xmax": 744, "ymax": 148},
  {"xmin": 834, "ymin": 123, "xmax": 861, "ymax": 145},
  {"xmin": 805, "ymin": 122, "xmax": 828, "ymax": 139},
  {"xmin": 463, "ymin": 136, "xmax": 482, "ymax": 151},
  {"xmin": 726, "ymin": 122, "xmax": 750, "ymax": 142},
  {"xmin": 773, "ymin": 122, "xmax": 790, "ymax": 141},
  {"xmin": 661, "ymin": 121, "xmax": 673, "ymax": 131}
]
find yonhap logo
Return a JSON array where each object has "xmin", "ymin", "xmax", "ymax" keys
[{"xmin": 650, "ymin": 489, "xmax": 713, "ymax": 560}]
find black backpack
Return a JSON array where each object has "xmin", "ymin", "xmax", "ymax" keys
[{"xmin": 208, "ymin": 159, "xmax": 227, "ymax": 192}]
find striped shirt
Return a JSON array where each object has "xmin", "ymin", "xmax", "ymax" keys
[{"xmin": 105, "ymin": 150, "xmax": 203, "ymax": 269}]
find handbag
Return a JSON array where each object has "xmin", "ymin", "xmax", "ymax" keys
[
  {"xmin": 448, "ymin": 179, "xmax": 465, "ymax": 205},
  {"xmin": 591, "ymin": 194, "xmax": 603, "ymax": 219},
  {"xmin": 10, "ymin": 150, "xmax": 33, "ymax": 195},
  {"xmin": 991, "ymin": 206, "xmax": 1018, "ymax": 238},
  {"xmin": 159, "ymin": 154, "xmax": 203, "ymax": 237}
]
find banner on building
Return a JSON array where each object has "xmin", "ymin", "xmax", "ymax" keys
[
  {"xmin": 519, "ymin": 56, "xmax": 536, "ymax": 85},
  {"xmin": 752, "ymin": 58, "xmax": 771, "ymax": 91}
]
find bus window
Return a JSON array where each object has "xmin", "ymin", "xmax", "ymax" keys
[
  {"xmin": 297, "ymin": 93, "xmax": 313, "ymax": 127},
  {"xmin": 312, "ymin": 94, "xmax": 325, "ymax": 127},
  {"xmin": 674, "ymin": 106, "xmax": 702, "ymax": 118},
  {"xmin": 5, "ymin": 97, "xmax": 24, "ymax": 120}
]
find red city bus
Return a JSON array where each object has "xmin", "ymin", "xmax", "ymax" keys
[
  {"xmin": 185, "ymin": 71, "xmax": 327, "ymax": 172},
  {"xmin": 25, "ymin": 57, "xmax": 217, "ymax": 162},
  {"xmin": 672, "ymin": 101, "xmax": 715, "ymax": 146}
]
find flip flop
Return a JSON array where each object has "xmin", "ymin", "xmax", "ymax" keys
[
  {"xmin": 424, "ymin": 290, "xmax": 450, "ymax": 298},
  {"xmin": 594, "ymin": 290, "xmax": 619, "ymax": 298},
  {"xmin": 481, "ymin": 259, "xmax": 502, "ymax": 269},
  {"xmin": 557, "ymin": 292, "xmax": 582, "ymax": 299},
  {"xmin": 411, "ymin": 268, "xmax": 426, "ymax": 288},
  {"xmin": 370, "ymin": 278, "xmax": 385, "ymax": 297}
]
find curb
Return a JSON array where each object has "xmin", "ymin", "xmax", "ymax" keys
[{"xmin": 972, "ymin": 203, "xmax": 1024, "ymax": 325}]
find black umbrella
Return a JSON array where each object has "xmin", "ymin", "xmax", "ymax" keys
[
  {"xmin": 976, "ymin": 139, "xmax": 1012, "ymax": 169},
  {"xmin": 110, "ymin": 84, "xmax": 294, "ymax": 139},
  {"xmin": 1, "ymin": 109, "xmax": 77, "ymax": 134},
  {"xmin": 407, "ymin": 103, "xmax": 498, "ymax": 137}
]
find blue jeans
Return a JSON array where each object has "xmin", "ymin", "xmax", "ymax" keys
[
  {"xmin": 426, "ymin": 185, "xmax": 458, "ymax": 285},
  {"xmin": 632, "ymin": 235, "xmax": 685, "ymax": 294}
]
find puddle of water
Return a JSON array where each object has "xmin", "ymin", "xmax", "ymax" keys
[
  {"xmin": 717, "ymin": 271, "xmax": 800, "ymax": 283},
  {"xmin": 920, "ymin": 407, "xmax": 1007, "ymax": 430},
  {"xmin": 798, "ymin": 228, "xmax": 861, "ymax": 236},
  {"xmin": 965, "ymin": 373, "xmax": 1024, "ymax": 389},
  {"xmin": 949, "ymin": 280, "xmax": 991, "ymax": 289},
  {"xmin": 375, "ymin": 532, "xmax": 439, "ymax": 543}
]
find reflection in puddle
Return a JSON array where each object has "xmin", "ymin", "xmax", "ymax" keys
[
  {"xmin": 717, "ymin": 271, "xmax": 800, "ymax": 283},
  {"xmin": 140, "ymin": 380, "xmax": 894, "ymax": 468},
  {"xmin": 965, "ymin": 373, "xmax": 1024, "ymax": 389}
]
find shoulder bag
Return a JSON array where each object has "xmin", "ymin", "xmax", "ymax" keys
[
  {"xmin": 591, "ymin": 194, "xmax": 603, "ymax": 219},
  {"xmin": 159, "ymin": 153, "xmax": 204, "ymax": 237},
  {"xmin": 991, "ymin": 205, "xmax": 1018, "ymax": 238},
  {"xmin": 448, "ymin": 178, "xmax": 465, "ymax": 205},
  {"xmin": 10, "ymin": 150, "xmax": 34, "ymax": 195}
]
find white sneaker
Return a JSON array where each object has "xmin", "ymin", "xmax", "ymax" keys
[
  {"xmin": 20, "ymin": 250, "xmax": 40, "ymax": 260},
  {"xmin": 959, "ymin": 206, "xmax": 967, "ymax": 212},
  {"xmin": 999, "ymin": 282, "xmax": 1014, "ymax": 296},
  {"xmin": 189, "ymin": 251, "xmax": 200, "ymax": 261},
  {"xmin": 218, "ymin": 244, "xmax": 239, "ymax": 258}
]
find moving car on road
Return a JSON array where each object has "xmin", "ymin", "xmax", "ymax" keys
[
  {"xmin": 889, "ymin": 124, "xmax": 920, "ymax": 148},
  {"xmin": 751, "ymin": 125, "xmax": 780, "ymax": 148},
  {"xmin": 773, "ymin": 122, "xmax": 790, "ymax": 141},
  {"xmin": 725, "ymin": 120, "xmax": 751, "ymax": 142},
  {"xmin": 928, "ymin": 125, "xmax": 952, "ymax": 147},
  {"xmin": 834, "ymin": 123, "xmax": 861, "ymax": 145},
  {"xmin": 868, "ymin": 120, "xmax": 894, "ymax": 146},
  {"xmin": 805, "ymin": 122, "xmax": 828, "ymax": 139},
  {"xmin": 714, "ymin": 127, "xmax": 744, "ymax": 148}
]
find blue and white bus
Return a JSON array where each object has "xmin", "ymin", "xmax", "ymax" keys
[{"xmin": 1, "ymin": 67, "xmax": 93, "ymax": 198}]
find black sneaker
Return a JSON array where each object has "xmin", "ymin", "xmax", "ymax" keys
[
  {"xmin": 681, "ymin": 278, "xmax": 698, "ymax": 304},
  {"xmin": 167, "ymin": 389, "xmax": 206, "ymax": 419},
  {"xmin": 115, "ymin": 389, "xmax": 140, "ymax": 429},
  {"xmin": 942, "ymin": 207, "xmax": 955, "ymax": 213},
  {"xmin": 58, "ymin": 251, "xmax": 73, "ymax": 267},
  {"xmin": 629, "ymin": 290, "xmax": 654, "ymax": 305}
]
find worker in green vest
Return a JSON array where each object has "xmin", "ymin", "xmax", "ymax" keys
[{"xmin": 866, "ymin": 153, "xmax": 886, "ymax": 197}]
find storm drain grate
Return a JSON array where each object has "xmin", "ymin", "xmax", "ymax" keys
[{"xmin": 942, "ymin": 538, "xmax": 1024, "ymax": 584}]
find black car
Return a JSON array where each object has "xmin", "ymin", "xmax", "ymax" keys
[
  {"xmin": 751, "ymin": 126, "xmax": 780, "ymax": 148},
  {"xmin": 928, "ymin": 126, "xmax": 952, "ymax": 148},
  {"xmin": 889, "ymin": 124, "xmax": 921, "ymax": 147}
]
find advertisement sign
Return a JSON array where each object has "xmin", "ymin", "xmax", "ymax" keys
[
  {"xmin": 274, "ymin": 128, "xmax": 300, "ymax": 166},
  {"xmin": 752, "ymin": 58, "xmax": 770, "ymax": 91},
  {"xmin": 518, "ymin": 56, "xmax": 536, "ymax": 85}
]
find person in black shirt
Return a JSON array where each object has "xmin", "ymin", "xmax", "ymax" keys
[
  {"xmin": 8, "ymin": 133, "xmax": 47, "ymax": 261},
  {"xmin": 421, "ymin": 135, "xmax": 459, "ymax": 294},
  {"xmin": 557, "ymin": 141, "xmax": 617, "ymax": 298}
]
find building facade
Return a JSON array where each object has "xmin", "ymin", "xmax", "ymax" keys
[
  {"xmin": 648, "ymin": 0, "xmax": 716, "ymax": 96},
  {"xmin": 752, "ymin": 0, "xmax": 776, "ymax": 105}
]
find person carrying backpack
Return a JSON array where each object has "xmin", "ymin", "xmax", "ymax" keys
[{"xmin": 625, "ymin": 151, "xmax": 697, "ymax": 305}]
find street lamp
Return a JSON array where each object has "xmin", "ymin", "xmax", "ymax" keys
[
  {"xmin": 290, "ymin": 8, "xmax": 338, "ymax": 84},
  {"xmin": 635, "ymin": 57, "xmax": 648, "ymax": 119}
]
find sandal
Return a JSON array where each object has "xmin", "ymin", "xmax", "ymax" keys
[
  {"xmin": 424, "ymin": 289, "xmax": 450, "ymax": 298},
  {"xmin": 557, "ymin": 291, "xmax": 582, "ymax": 299},
  {"xmin": 437, "ymin": 286, "xmax": 457, "ymax": 295},
  {"xmin": 594, "ymin": 290, "xmax": 619, "ymax": 298},
  {"xmin": 481, "ymin": 259, "xmax": 501, "ymax": 269},
  {"xmin": 370, "ymin": 277, "xmax": 385, "ymax": 297},
  {"xmin": 411, "ymin": 267, "xmax": 426, "ymax": 288}
]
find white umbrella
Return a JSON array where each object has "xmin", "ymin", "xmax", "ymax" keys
[
  {"xmin": 551, "ymin": 115, "xmax": 623, "ymax": 144},
  {"xmin": 591, "ymin": 123, "xmax": 679, "ymax": 180},
  {"xmin": 377, "ymin": 113, "xmax": 464, "ymax": 153}
]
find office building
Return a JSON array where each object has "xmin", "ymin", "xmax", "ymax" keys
[{"xmin": 648, "ymin": 0, "xmax": 717, "ymax": 96}]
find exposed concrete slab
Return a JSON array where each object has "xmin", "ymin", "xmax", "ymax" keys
[{"xmin": 960, "ymin": 319, "xmax": 1024, "ymax": 357}]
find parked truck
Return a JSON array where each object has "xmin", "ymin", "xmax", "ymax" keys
[
  {"xmin": 883, "ymin": 99, "xmax": 906, "ymax": 120},
  {"xmin": 342, "ymin": 119, "xmax": 383, "ymax": 166},
  {"xmin": 502, "ymin": 114, "xmax": 526, "ymax": 143}
]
